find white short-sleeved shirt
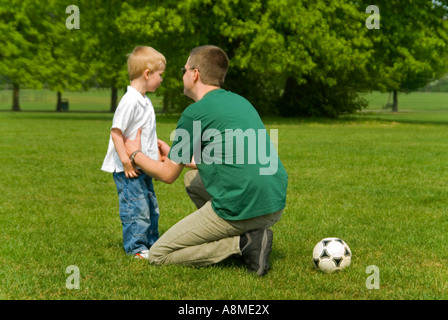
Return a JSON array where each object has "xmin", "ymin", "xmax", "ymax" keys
[{"xmin": 101, "ymin": 86, "xmax": 159, "ymax": 173}]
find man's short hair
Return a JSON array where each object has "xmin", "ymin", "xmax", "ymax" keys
[
  {"xmin": 189, "ymin": 45, "xmax": 229, "ymax": 86},
  {"xmin": 127, "ymin": 46, "xmax": 166, "ymax": 81}
]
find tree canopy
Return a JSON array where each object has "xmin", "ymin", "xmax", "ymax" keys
[
  {"xmin": 360, "ymin": 0, "xmax": 448, "ymax": 111},
  {"xmin": 1, "ymin": 0, "xmax": 447, "ymax": 115}
]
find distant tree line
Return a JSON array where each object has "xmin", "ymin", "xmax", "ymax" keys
[
  {"xmin": 419, "ymin": 74, "xmax": 448, "ymax": 92},
  {"xmin": 1, "ymin": 0, "xmax": 448, "ymax": 116}
]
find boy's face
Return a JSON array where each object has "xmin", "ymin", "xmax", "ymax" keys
[{"xmin": 145, "ymin": 65, "xmax": 165, "ymax": 92}]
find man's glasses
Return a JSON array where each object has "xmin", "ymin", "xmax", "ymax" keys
[{"xmin": 181, "ymin": 67, "xmax": 198, "ymax": 75}]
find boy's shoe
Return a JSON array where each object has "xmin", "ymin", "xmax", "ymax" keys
[
  {"xmin": 134, "ymin": 250, "xmax": 150, "ymax": 260},
  {"xmin": 240, "ymin": 229, "xmax": 273, "ymax": 276}
]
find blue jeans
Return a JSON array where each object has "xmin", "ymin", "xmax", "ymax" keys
[{"xmin": 113, "ymin": 171, "xmax": 160, "ymax": 255}]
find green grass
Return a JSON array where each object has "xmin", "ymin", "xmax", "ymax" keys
[{"xmin": 1, "ymin": 93, "xmax": 448, "ymax": 300}]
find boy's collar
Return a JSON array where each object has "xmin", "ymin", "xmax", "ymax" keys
[{"xmin": 127, "ymin": 86, "xmax": 148, "ymax": 106}]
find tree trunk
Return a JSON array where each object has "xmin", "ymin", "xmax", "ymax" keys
[
  {"xmin": 163, "ymin": 92, "xmax": 169, "ymax": 113},
  {"xmin": 279, "ymin": 76, "xmax": 302, "ymax": 116},
  {"xmin": 12, "ymin": 83, "xmax": 20, "ymax": 111},
  {"xmin": 56, "ymin": 91, "xmax": 62, "ymax": 112},
  {"xmin": 392, "ymin": 90, "xmax": 398, "ymax": 112},
  {"xmin": 110, "ymin": 86, "xmax": 118, "ymax": 113}
]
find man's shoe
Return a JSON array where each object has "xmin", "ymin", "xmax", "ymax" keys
[{"xmin": 240, "ymin": 229, "xmax": 273, "ymax": 276}]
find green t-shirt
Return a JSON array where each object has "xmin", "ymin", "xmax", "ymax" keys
[{"xmin": 168, "ymin": 89, "xmax": 288, "ymax": 220}]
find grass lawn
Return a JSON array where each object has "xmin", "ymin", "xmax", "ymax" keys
[
  {"xmin": 359, "ymin": 91, "xmax": 448, "ymax": 125},
  {"xmin": 0, "ymin": 91, "xmax": 447, "ymax": 300}
]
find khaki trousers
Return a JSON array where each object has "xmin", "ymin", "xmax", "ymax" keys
[{"xmin": 148, "ymin": 170, "xmax": 283, "ymax": 266}]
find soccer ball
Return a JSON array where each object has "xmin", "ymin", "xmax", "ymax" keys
[{"xmin": 312, "ymin": 237, "xmax": 352, "ymax": 273}]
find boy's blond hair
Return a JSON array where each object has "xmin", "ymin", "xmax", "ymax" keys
[{"xmin": 127, "ymin": 46, "xmax": 166, "ymax": 81}]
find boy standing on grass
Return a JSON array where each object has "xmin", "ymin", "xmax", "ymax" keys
[{"xmin": 101, "ymin": 46, "xmax": 166, "ymax": 259}]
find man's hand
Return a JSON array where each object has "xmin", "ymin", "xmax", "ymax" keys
[
  {"xmin": 158, "ymin": 139, "xmax": 170, "ymax": 162},
  {"xmin": 124, "ymin": 129, "xmax": 184, "ymax": 184},
  {"xmin": 124, "ymin": 128, "xmax": 142, "ymax": 157}
]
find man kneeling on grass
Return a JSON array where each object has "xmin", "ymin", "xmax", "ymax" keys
[{"xmin": 124, "ymin": 45, "xmax": 288, "ymax": 276}]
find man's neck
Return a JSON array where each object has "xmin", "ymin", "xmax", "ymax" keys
[{"xmin": 194, "ymin": 85, "xmax": 220, "ymax": 102}]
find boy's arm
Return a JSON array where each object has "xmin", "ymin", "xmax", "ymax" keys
[{"xmin": 111, "ymin": 128, "xmax": 140, "ymax": 179}]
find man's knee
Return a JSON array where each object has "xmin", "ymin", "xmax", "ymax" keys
[
  {"xmin": 148, "ymin": 243, "xmax": 166, "ymax": 265},
  {"xmin": 184, "ymin": 169, "xmax": 198, "ymax": 188}
]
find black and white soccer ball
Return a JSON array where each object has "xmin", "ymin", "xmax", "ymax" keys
[{"xmin": 312, "ymin": 237, "xmax": 352, "ymax": 273}]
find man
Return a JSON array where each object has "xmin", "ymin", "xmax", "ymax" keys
[{"xmin": 124, "ymin": 45, "xmax": 288, "ymax": 276}]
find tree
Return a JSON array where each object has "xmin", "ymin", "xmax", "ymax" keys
[
  {"xmin": 4, "ymin": 1, "xmax": 447, "ymax": 116},
  {"xmin": 115, "ymin": 0, "xmax": 209, "ymax": 112},
  {"xmin": 0, "ymin": 0, "xmax": 96, "ymax": 111},
  {"xmin": 0, "ymin": 0, "xmax": 47, "ymax": 111},
  {"xmin": 78, "ymin": 0, "xmax": 146, "ymax": 112},
  {"xmin": 112, "ymin": 0, "xmax": 375, "ymax": 116},
  {"xmin": 361, "ymin": 0, "xmax": 448, "ymax": 112},
  {"xmin": 52, "ymin": 3, "xmax": 97, "ymax": 111},
  {"xmin": 210, "ymin": 0, "xmax": 375, "ymax": 116},
  {"xmin": 37, "ymin": 2, "xmax": 96, "ymax": 111}
]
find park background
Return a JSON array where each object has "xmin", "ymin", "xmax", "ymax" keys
[{"xmin": 1, "ymin": 0, "xmax": 448, "ymax": 300}]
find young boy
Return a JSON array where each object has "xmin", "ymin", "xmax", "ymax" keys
[{"xmin": 101, "ymin": 46, "xmax": 166, "ymax": 259}]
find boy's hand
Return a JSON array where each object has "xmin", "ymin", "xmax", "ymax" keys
[
  {"xmin": 123, "ymin": 160, "xmax": 140, "ymax": 179},
  {"xmin": 122, "ymin": 128, "xmax": 142, "ymax": 178}
]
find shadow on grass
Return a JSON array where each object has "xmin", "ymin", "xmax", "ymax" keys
[
  {"xmin": 3, "ymin": 109, "xmax": 448, "ymax": 126},
  {"xmin": 345, "ymin": 112, "xmax": 448, "ymax": 126},
  {"xmin": 0, "ymin": 110, "xmax": 181, "ymax": 123},
  {"xmin": 262, "ymin": 113, "xmax": 448, "ymax": 126}
]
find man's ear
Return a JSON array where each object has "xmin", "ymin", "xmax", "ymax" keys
[{"xmin": 193, "ymin": 69, "xmax": 200, "ymax": 82}]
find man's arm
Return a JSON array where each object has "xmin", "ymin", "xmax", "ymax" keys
[
  {"xmin": 158, "ymin": 138, "xmax": 197, "ymax": 169},
  {"xmin": 186, "ymin": 156, "xmax": 197, "ymax": 169},
  {"xmin": 131, "ymin": 152, "xmax": 184, "ymax": 184},
  {"xmin": 124, "ymin": 129, "xmax": 184, "ymax": 184}
]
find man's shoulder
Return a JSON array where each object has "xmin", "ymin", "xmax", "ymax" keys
[
  {"xmin": 181, "ymin": 100, "xmax": 203, "ymax": 118},
  {"xmin": 185, "ymin": 89, "xmax": 231, "ymax": 110}
]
